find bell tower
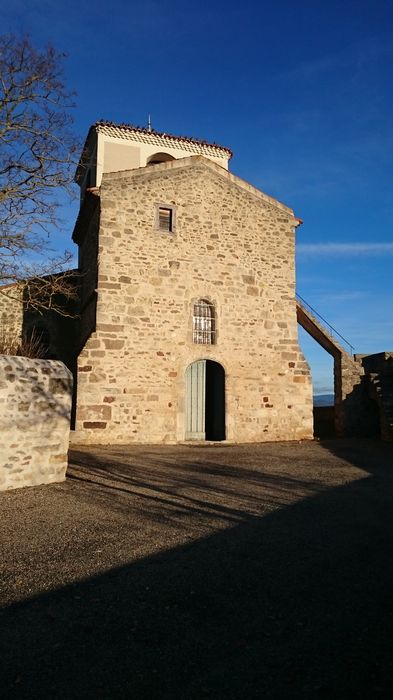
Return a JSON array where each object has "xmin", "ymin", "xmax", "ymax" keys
[{"xmin": 75, "ymin": 120, "xmax": 232, "ymax": 201}]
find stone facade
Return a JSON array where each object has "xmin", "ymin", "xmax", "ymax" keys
[
  {"xmin": 72, "ymin": 155, "xmax": 313, "ymax": 444},
  {"xmin": 0, "ymin": 356, "xmax": 72, "ymax": 490},
  {"xmin": 0, "ymin": 284, "xmax": 23, "ymax": 351}
]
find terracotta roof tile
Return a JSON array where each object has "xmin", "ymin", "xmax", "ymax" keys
[{"xmin": 93, "ymin": 119, "xmax": 233, "ymax": 157}]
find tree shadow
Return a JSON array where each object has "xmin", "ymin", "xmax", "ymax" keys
[
  {"xmin": 1, "ymin": 440, "xmax": 393, "ymax": 699},
  {"xmin": 67, "ymin": 446, "xmax": 333, "ymax": 528}
]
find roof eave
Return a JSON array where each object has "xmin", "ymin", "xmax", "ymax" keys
[{"xmin": 94, "ymin": 119, "xmax": 233, "ymax": 158}]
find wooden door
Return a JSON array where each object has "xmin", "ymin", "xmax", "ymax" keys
[{"xmin": 185, "ymin": 360, "xmax": 206, "ymax": 440}]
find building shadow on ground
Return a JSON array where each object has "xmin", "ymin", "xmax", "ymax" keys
[{"xmin": 1, "ymin": 439, "xmax": 393, "ymax": 699}]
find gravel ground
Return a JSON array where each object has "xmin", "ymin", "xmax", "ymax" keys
[{"xmin": 1, "ymin": 438, "xmax": 393, "ymax": 699}]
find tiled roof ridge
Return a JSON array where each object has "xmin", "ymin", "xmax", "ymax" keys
[{"xmin": 93, "ymin": 119, "xmax": 233, "ymax": 157}]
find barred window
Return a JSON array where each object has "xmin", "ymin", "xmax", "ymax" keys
[{"xmin": 193, "ymin": 299, "xmax": 216, "ymax": 344}]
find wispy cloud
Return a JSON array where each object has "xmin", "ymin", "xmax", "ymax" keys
[
  {"xmin": 297, "ymin": 242, "xmax": 393, "ymax": 257},
  {"xmin": 280, "ymin": 38, "xmax": 393, "ymax": 82},
  {"xmin": 319, "ymin": 291, "xmax": 367, "ymax": 302},
  {"xmin": 283, "ymin": 53, "xmax": 340, "ymax": 80},
  {"xmin": 314, "ymin": 385, "xmax": 334, "ymax": 395}
]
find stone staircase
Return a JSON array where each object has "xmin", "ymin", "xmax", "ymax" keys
[
  {"xmin": 296, "ymin": 296, "xmax": 393, "ymax": 441},
  {"xmin": 296, "ymin": 295, "xmax": 355, "ymax": 359},
  {"xmin": 296, "ymin": 295, "xmax": 367, "ymax": 436}
]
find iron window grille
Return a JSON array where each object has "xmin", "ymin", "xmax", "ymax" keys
[{"xmin": 193, "ymin": 299, "xmax": 216, "ymax": 344}]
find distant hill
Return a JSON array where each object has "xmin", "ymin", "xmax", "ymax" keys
[{"xmin": 314, "ymin": 394, "xmax": 334, "ymax": 407}]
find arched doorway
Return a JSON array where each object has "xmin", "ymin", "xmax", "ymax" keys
[{"xmin": 185, "ymin": 360, "xmax": 225, "ymax": 441}]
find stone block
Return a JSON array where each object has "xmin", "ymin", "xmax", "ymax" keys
[{"xmin": 0, "ymin": 357, "xmax": 72, "ymax": 491}]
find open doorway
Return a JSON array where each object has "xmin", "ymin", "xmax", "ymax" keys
[
  {"xmin": 185, "ymin": 360, "xmax": 225, "ymax": 441},
  {"xmin": 298, "ymin": 326, "xmax": 335, "ymax": 438}
]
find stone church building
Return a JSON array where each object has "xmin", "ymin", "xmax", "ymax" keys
[{"xmin": 68, "ymin": 120, "xmax": 313, "ymax": 444}]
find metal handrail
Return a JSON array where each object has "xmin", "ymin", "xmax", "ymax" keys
[{"xmin": 296, "ymin": 293, "xmax": 355, "ymax": 356}]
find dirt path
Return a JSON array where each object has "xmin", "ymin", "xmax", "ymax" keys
[{"xmin": 1, "ymin": 439, "xmax": 393, "ymax": 698}]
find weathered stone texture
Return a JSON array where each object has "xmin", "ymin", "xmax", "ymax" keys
[
  {"xmin": 0, "ymin": 284, "xmax": 23, "ymax": 347},
  {"xmin": 335, "ymin": 352, "xmax": 366, "ymax": 436},
  {"xmin": 0, "ymin": 356, "xmax": 72, "ymax": 490},
  {"xmin": 72, "ymin": 156, "xmax": 313, "ymax": 444}
]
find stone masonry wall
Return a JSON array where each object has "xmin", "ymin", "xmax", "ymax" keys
[
  {"xmin": 0, "ymin": 284, "xmax": 23, "ymax": 349},
  {"xmin": 72, "ymin": 156, "xmax": 313, "ymax": 444},
  {"xmin": 0, "ymin": 356, "xmax": 72, "ymax": 491},
  {"xmin": 335, "ymin": 352, "xmax": 367, "ymax": 436}
]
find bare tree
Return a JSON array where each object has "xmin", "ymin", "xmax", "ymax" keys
[{"xmin": 0, "ymin": 34, "xmax": 80, "ymax": 314}]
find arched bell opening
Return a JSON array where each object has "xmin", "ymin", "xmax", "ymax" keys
[{"xmin": 146, "ymin": 152, "xmax": 175, "ymax": 166}]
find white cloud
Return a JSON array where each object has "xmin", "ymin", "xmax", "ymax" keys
[
  {"xmin": 319, "ymin": 291, "xmax": 367, "ymax": 302},
  {"xmin": 297, "ymin": 242, "xmax": 393, "ymax": 257},
  {"xmin": 279, "ymin": 38, "xmax": 393, "ymax": 82}
]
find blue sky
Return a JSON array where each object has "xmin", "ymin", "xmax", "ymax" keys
[{"xmin": 2, "ymin": 0, "xmax": 393, "ymax": 394}]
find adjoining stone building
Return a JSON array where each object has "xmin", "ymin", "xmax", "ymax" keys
[{"xmin": 69, "ymin": 121, "xmax": 313, "ymax": 444}]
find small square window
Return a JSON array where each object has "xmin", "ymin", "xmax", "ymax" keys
[
  {"xmin": 159, "ymin": 207, "xmax": 172, "ymax": 231},
  {"xmin": 156, "ymin": 204, "xmax": 175, "ymax": 233}
]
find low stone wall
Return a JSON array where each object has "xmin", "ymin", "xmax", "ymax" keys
[{"xmin": 0, "ymin": 356, "xmax": 72, "ymax": 491}]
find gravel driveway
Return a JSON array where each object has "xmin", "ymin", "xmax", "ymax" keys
[{"xmin": 1, "ymin": 439, "xmax": 393, "ymax": 699}]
